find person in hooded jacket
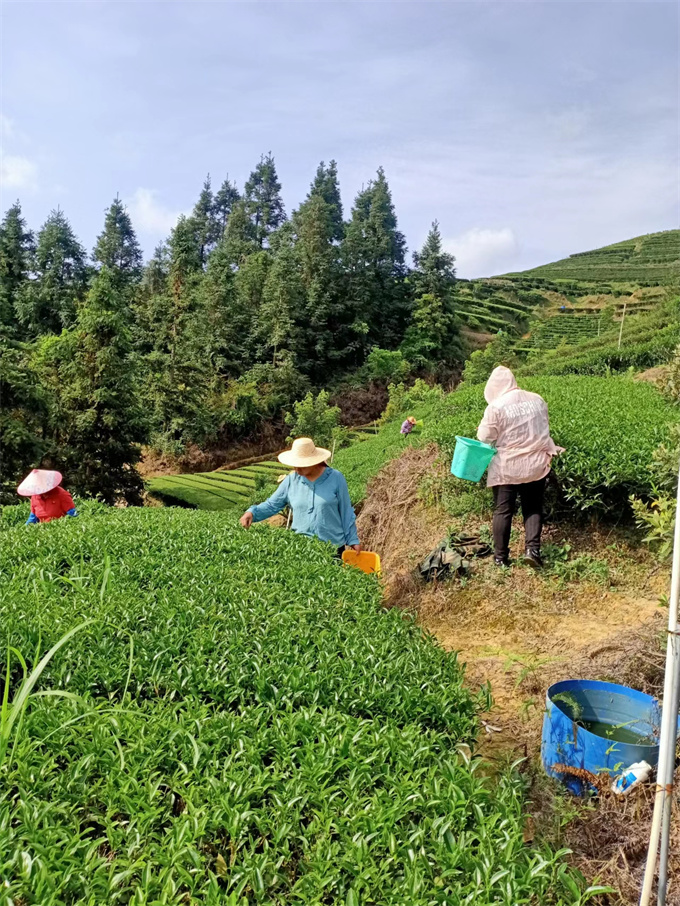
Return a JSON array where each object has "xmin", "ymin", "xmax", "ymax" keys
[{"xmin": 477, "ymin": 366, "xmax": 563, "ymax": 568}]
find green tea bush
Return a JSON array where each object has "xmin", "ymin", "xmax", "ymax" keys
[
  {"xmin": 285, "ymin": 389, "xmax": 342, "ymax": 450},
  {"xmin": 461, "ymin": 331, "xmax": 518, "ymax": 385},
  {"xmin": 424, "ymin": 376, "xmax": 679, "ymax": 513},
  {"xmin": 519, "ymin": 324, "xmax": 679, "ymax": 377},
  {"xmin": 0, "ymin": 509, "xmax": 599, "ymax": 904}
]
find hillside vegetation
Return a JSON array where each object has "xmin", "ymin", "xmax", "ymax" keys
[
  {"xmin": 0, "ymin": 507, "xmax": 606, "ymax": 905},
  {"xmin": 516, "ymin": 230, "xmax": 680, "ymax": 285},
  {"xmin": 331, "ymin": 376, "xmax": 678, "ymax": 513},
  {"xmin": 455, "ymin": 229, "xmax": 679, "ymax": 344}
]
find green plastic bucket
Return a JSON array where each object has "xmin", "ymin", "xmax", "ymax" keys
[{"xmin": 451, "ymin": 436, "xmax": 496, "ymax": 482}]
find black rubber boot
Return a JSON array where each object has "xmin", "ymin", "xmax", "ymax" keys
[{"xmin": 524, "ymin": 549, "xmax": 543, "ymax": 569}]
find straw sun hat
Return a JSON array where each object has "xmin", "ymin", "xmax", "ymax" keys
[
  {"xmin": 278, "ymin": 437, "xmax": 331, "ymax": 468},
  {"xmin": 17, "ymin": 469, "xmax": 62, "ymax": 497}
]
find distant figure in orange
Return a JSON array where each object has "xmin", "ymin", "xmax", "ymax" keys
[{"xmin": 17, "ymin": 470, "xmax": 78, "ymax": 524}]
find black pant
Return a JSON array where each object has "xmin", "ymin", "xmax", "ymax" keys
[{"xmin": 492, "ymin": 477, "xmax": 546, "ymax": 560}]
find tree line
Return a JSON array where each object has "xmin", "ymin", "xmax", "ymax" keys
[{"xmin": 0, "ymin": 155, "xmax": 461, "ymax": 503}]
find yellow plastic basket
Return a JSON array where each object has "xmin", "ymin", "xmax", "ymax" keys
[{"xmin": 342, "ymin": 550, "xmax": 381, "ymax": 575}]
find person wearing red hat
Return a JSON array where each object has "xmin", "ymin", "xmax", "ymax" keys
[{"xmin": 17, "ymin": 470, "xmax": 78, "ymax": 524}]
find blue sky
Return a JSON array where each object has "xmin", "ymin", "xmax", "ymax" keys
[{"xmin": 1, "ymin": 1, "xmax": 678, "ymax": 277}]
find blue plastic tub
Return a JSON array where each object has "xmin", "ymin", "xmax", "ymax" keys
[
  {"xmin": 450, "ymin": 436, "xmax": 496, "ymax": 482},
  {"xmin": 541, "ymin": 679, "xmax": 679, "ymax": 795}
]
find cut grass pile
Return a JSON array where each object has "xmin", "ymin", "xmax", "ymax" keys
[{"xmin": 0, "ymin": 507, "xmax": 604, "ymax": 904}]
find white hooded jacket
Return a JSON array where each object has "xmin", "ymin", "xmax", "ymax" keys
[{"xmin": 477, "ymin": 366, "xmax": 564, "ymax": 487}]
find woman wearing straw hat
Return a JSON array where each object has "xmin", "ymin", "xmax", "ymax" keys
[
  {"xmin": 17, "ymin": 469, "xmax": 78, "ymax": 525},
  {"xmin": 240, "ymin": 437, "xmax": 360, "ymax": 556}
]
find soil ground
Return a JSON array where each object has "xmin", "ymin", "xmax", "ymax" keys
[{"xmin": 357, "ymin": 446, "xmax": 679, "ymax": 905}]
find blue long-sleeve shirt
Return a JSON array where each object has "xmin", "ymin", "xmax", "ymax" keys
[{"xmin": 248, "ymin": 467, "xmax": 359, "ymax": 548}]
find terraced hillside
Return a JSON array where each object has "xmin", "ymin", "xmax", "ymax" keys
[
  {"xmin": 455, "ymin": 278, "xmax": 536, "ymax": 338},
  {"xmin": 147, "ymin": 426, "xmax": 380, "ymax": 511},
  {"xmin": 519, "ymin": 299, "xmax": 679, "ymax": 376},
  {"xmin": 517, "ymin": 229, "xmax": 680, "ymax": 285},
  {"xmin": 456, "ymin": 229, "xmax": 679, "ymax": 344},
  {"xmin": 148, "ymin": 460, "xmax": 287, "ymax": 511}
]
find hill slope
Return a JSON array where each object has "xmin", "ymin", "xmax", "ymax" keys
[
  {"xmin": 456, "ymin": 229, "xmax": 679, "ymax": 342},
  {"xmin": 515, "ymin": 230, "xmax": 680, "ymax": 286}
]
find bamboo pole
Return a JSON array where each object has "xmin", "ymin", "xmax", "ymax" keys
[
  {"xmin": 618, "ymin": 302, "xmax": 627, "ymax": 350},
  {"xmin": 639, "ymin": 455, "xmax": 680, "ymax": 906},
  {"xmin": 657, "ymin": 655, "xmax": 680, "ymax": 905}
]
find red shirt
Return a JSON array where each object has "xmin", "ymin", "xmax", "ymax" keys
[{"xmin": 30, "ymin": 487, "xmax": 75, "ymax": 523}]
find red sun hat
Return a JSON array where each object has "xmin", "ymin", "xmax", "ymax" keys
[{"xmin": 17, "ymin": 469, "xmax": 63, "ymax": 497}]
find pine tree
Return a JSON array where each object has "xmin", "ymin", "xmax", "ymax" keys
[
  {"xmin": 137, "ymin": 216, "xmax": 219, "ymax": 450},
  {"xmin": 133, "ymin": 243, "xmax": 170, "ymax": 355},
  {"xmin": 292, "ymin": 193, "xmax": 344, "ymax": 378},
  {"xmin": 341, "ymin": 168, "xmax": 409, "ymax": 361},
  {"xmin": 142, "ymin": 242, "xmax": 170, "ymax": 297},
  {"xmin": 200, "ymin": 231, "xmax": 244, "ymax": 375},
  {"xmin": 214, "ymin": 177, "xmax": 241, "ymax": 235},
  {"xmin": 0, "ymin": 202, "xmax": 34, "ymax": 334},
  {"xmin": 257, "ymin": 222, "xmax": 303, "ymax": 366},
  {"xmin": 399, "ymin": 293, "xmax": 461, "ymax": 371},
  {"xmin": 223, "ymin": 200, "xmax": 258, "ymax": 265},
  {"xmin": 39, "ymin": 267, "xmax": 148, "ymax": 503},
  {"xmin": 244, "ymin": 153, "xmax": 286, "ymax": 247},
  {"xmin": 412, "ymin": 220, "xmax": 456, "ymax": 299},
  {"xmin": 191, "ymin": 176, "xmax": 220, "ymax": 264},
  {"xmin": 308, "ymin": 160, "xmax": 344, "ymax": 242},
  {"xmin": 0, "ymin": 335, "xmax": 48, "ymax": 497},
  {"xmin": 400, "ymin": 222, "xmax": 460, "ymax": 370},
  {"xmin": 232, "ymin": 250, "xmax": 270, "ymax": 358},
  {"xmin": 168, "ymin": 214, "xmax": 204, "ymax": 346},
  {"xmin": 16, "ymin": 209, "xmax": 88, "ymax": 335},
  {"xmin": 92, "ymin": 197, "xmax": 143, "ymax": 289}
]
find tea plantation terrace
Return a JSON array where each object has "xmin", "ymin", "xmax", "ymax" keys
[{"xmin": 0, "ymin": 506, "xmax": 605, "ymax": 904}]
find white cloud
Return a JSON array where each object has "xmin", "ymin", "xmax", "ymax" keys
[
  {"xmin": 127, "ymin": 188, "xmax": 183, "ymax": 235},
  {"xmin": 0, "ymin": 115, "xmax": 15, "ymax": 140},
  {"xmin": 0, "ymin": 151, "xmax": 38, "ymax": 191},
  {"xmin": 444, "ymin": 227, "xmax": 518, "ymax": 278}
]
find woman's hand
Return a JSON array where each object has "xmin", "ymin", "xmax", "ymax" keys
[
  {"xmin": 240, "ymin": 511, "xmax": 253, "ymax": 529},
  {"xmin": 350, "ymin": 543, "xmax": 361, "ymax": 553}
]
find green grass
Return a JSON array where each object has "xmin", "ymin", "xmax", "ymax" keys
[
  {"xmin": 333, "ymin": 418, "xmax": 432, "ymax": 504},
  {"xmin": 0, "ymin": 507, "xmax": 604, "ymax": 904}
]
